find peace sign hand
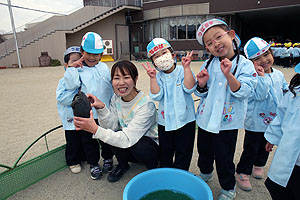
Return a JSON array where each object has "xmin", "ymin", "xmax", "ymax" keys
[
  {"xmin": 142, "ymin": 61, "xmax": 156, "ymax": 79},
  {"xmin": 69, "ymin": 55, "xmax": 85, "ymax": 68},
  {"xmin": 181, "ymin": 51, "xmax": 194, "ymax": 69}
]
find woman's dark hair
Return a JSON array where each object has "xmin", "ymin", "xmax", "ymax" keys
[
  {"xmin": 111, "ymin": 60, "xmax": 138, "ymax": 85},
  {"xmin": 204, "ymin": 24, "xmax": 240, "ymax": 73},
  {"xmin": 289, "ymin": 73, "xmax": 300, "ymax": 97}
]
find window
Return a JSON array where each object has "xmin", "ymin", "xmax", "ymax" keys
[
  {"xmin": 170, "ymin": 26, "xmax": 177, "ymax": 40},
  {"xmin": 178, "ymin": 25, "xmax": 186, "ymax": 39},
  {"xmin": 144, "ymin": 15, "xmax": 223, "ymax": 41},
  {"xmin": 187, "ymin": 25, "xmax": 196, "ymax": 39}
]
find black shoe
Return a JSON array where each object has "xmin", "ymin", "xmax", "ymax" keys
[
  {"xmin": 107, "ymin": 164, "xmax": 130, "ymax": 182},
  {"xmin": 102, "ymin": 159, "xmax": 113, "ymax": 173},
  {"xmin": 90, "ymin": 165, "xmax": 103, "ymax": 180}
]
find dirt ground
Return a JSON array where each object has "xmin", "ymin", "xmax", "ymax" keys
[{"xmin": 0, "ymin": 61, "xmax": 296, "ymax": 199}]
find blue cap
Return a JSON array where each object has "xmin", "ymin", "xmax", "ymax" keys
[
  {"xmin": 147, "ymin": 38, "xmax": 172, "ymax": 58},
  {"xmin": 295, "ymin": 63, "xmax": 300, "ymax": 74},
  {"xmin": 81, "ymin": 32, "xmax": 104, "ymax": 54},
  {"xmin": 64, "ymin": 46, "xmax": 81, "ymax": 56},
  {"xmin": 244, "ymin": 37, "xmax": 270, "ymax": 59}
]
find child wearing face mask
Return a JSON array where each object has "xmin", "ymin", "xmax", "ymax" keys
[
  {"xmin": 195, "ymin": 19, "xmax": 258, "ymax": 200},
  {"xmin": 143, "ymin": 38, "xmax": 196, "ymax": 171}
]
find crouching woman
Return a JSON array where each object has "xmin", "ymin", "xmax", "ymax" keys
[{"xmin": 74, "ymin": 60, "xmax": 159, "ymax": 182}]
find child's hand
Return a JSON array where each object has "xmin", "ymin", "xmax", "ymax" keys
[
  {"xmin": 142, "ymin": 61, "xmax": 156, "ymax": 79},
  {"xmin": 181, "ymin": 51, "xmax": 193, "ymax": 69},
  {"xmin": 265, "ymin": 142, "xmax": 274, "ymax": 152},
  {"xmin": 254, "ymin": 62, "xmax": 265, "ymax": 77},
  {"xmin": 196, "ymin": 69, "xmax": 209, "ymax": 88},
  {"xmin": 87, "ymin": 93, "xmax": 105, "ymax": 109},
  {"xmin": 69, "ymin": 55, "xmax": 84, "ymax": 68},
  {"xmin": 74, "ymin": 110, "xmax": 98, "ymax": 134},
  {"xmin": 220, "ymin": 58, "xmax": 232, "ymax": 76}
]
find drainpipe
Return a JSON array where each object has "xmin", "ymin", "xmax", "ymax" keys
[{"xmin": 7, "ymin": 0, "xmax": 22, "ymax": 69}]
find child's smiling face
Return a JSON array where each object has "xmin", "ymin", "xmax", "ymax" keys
[
  {"xmin": 82, "ymin": 51, "xmax": 102, "ymax": 67},
  {"xmin": 252, "ymin": 50, "xmax": 274, "ymax": 73},
  {"xmin": 203, "ymin": 26, "xmax": 235, "ymax": 60}
]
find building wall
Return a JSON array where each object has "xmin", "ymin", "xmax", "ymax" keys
[
  {"xmin": 142, "ymin": 0, "xmax": 300, "ymax": 12},
  {"xmin": 66, "ymin": 10, "xmax": 128, "ymax": 60},
  {"xmin": 0, "ymin": 31, "xmax": 66, "ymax": 67},
  {"xmin": 209, "ymin": 0, "xmax": 300, "ymax": 13}
]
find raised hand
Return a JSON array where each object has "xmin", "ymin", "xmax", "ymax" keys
[
  {"xmin": 196, "ymin": 69, "xmax": 209, "ymax": 88},
  {"xmin": 220, "ymin": 58, "xmax": 232, "ymax": 76},
  {"xmin": 142, "ymin": 61, "xmax": 156, "ymax": 79},
  {"xmin": 254, "ymin": 62, "xmax": 265, "ymax": 77},
  {"xmin": 181, "ymin": 51, "xmax": 194, "ymax": 69},
  {"xmin": 74, "ymin": 110, "xmax": 98, "ymax": 134},
  {"xmin": 87, "ymin": 93, "xmax": 105, "ymax": 109},
  {"xmin": 265, "ymin": 141, "xmax": 274, "ymax": 152},
  {"xmin": 69, "ymin": 55, "xmax": 84, "ymax": 68}
]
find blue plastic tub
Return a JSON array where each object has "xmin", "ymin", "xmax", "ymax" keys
[{"xmin": 123, "ymin": 168, "xmax": 213, "ymax": 200}]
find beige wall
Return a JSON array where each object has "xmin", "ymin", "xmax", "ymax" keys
[
  {"xmin": 143, "ymin": 3, "xmax": 209, "ymax": 20},
  {"xmin": 66, "ymin": 11, "xmax": 127, "ymax": 60},
  {"xmin": 0, "ymin": 31, "xmax": 66, "ymax": 67}
]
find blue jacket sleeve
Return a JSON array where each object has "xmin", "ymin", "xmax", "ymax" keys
[
  {"xmin": 56, "ymin": 79, "xmax": 78, "ymax": 106},
  {"xmin": 149, "ymin": 73, "xmax": 164, "ymax": 101},
  {"xmin": 251, "ymin": 76, "xmax": 271, "ymax": 101},
  {"xmin": 264, "ymin": 96, "xmax": 287, "ymax": 145},
  {"xmin": 282, "ymin": 75, "xmax": 289, "ymax": 92},
  {"xmin": 230, "ymin": 60, "xmax": 258, "ymax": 100},
  {"xmin": 63, "ymin": 67, "xmax": 81, "ymax": 90},
  {"xmin": 182, "ymin": 70, "xmax": 197, "ymax": 94}
]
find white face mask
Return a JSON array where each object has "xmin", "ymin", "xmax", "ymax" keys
[{"xmin": 153, "ymin": 52, "xmax": 175, "ymax": 71}]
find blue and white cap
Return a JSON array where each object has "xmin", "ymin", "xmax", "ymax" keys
[
  {"xmin": 64, "ymin": 46, "xmax": 81, "ymax": 56},
  {"xmin": 147, "ymin": 38, "xmax": 172, "ymax": 58},
  {"xmin": 81, "ymin": 32, "xmax": 104, "ymax": 54},
  {"xmin": 244, "ymin": 37, "xmax": 270, "ymax": 59},
  {"xmin": 295, "ymin": 63, "xmax": 300, "ymax": 74},
  {"xmin": 196, "ymin": 18, "xmax": 241, "ymax": 48}
]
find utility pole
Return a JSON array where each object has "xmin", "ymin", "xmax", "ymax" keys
[{"xmin": 7, "ymin": 0, "xmax": 22, "ymax": 69}]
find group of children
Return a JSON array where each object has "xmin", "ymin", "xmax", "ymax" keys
[
  {"xmin": 56, "ymin": 18, "xmax": 299, "ymax": 200},
  {"xmin": 271, "ymin": 42, "xmax": 300, "ymax": 68}
]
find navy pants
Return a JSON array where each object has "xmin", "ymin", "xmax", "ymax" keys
[
  {"xmin": 158, "ymin": 121, "xmax": 196, "ymax": 171},
  {"xmin": 197, "ymin": 128, "xmax": 238, "ymax": 191},
  {"xmin": 236, "ymin": 130, "xmax": 269, "ymax": 175},
  {"xmin": 111, "ymin": 136, "xmax": 159, "ymax": 169},
  {"xmin": 265, "ymin": 165, "xmax": 300, "ymax": 200},
  {"xmin": 65, "ymin": 120, "xmax": 113, "ymax": 166}
]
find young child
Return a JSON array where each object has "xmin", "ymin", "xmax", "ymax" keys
[
  {"xmin": 235, "ymin": 37, "xmax": 289, "ymax": 191},
  {"xmin": 73, "ymin": 60, "xmax": 159, "ymax": 182},
  {"xmin": 195, "ymin": 19, "xmax": 258, "ymax": 200},
  {"xmin": 143, "ymin": 38, "xmax": 196, "ymax": 171},
  {"xmin": 56, "ymin": 32, "xmax": 114, "ymax": 180},
  {"xmin": 264, "ymin": 63, "xmax": 300, "ymax": 200}
]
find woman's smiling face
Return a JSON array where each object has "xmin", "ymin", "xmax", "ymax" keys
[{"xmin": 112, "ymin": 68, "xmax": 138, "ymax": 102}]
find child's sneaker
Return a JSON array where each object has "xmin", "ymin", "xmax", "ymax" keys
[
  {"xmin": 198, "ymin": 172, "xmax": 213, "ymax": 182},
  {"xmin": 102, "ymin": 159, "xmax": 113, "ymax": 173},
  {"xmin": 217, "ymin": 188, "xmax": 236, "ymax": 200},
  {"xmin": 69, "ymin": 164, "xmax": 81, "ymax": 174},
  {"xmin": 252, "ymin": 166, "xmax": 264, "ymax": 179},
  {"xmin": 90, "ymin": 165, "xmax": 102, "ymax": 180},
  {"xmin": 235, "ymin": 173, "xmax": 252, "ymax": 191}
]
